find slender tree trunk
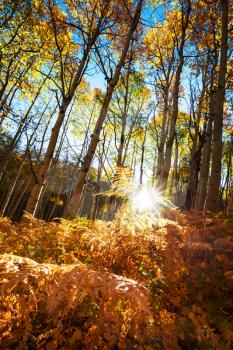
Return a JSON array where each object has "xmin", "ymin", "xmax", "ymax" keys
[
  {"xmin": 171, "ymin": 134, "xmax": 179, "ymax": 197},
  {"xmin": 9, "ymin": 177, "xmax": 32, "ymax": 219},
  {"xmin": 9, "ymin": 176, "xmax": 32, "ymax": 219},
  {"xmin": 0, "ymin": 161, "xmax": 24, "ymax": 217},
  {"xmin": 65, "ymin": 0, "xmax": 143, "ymax": 218},
  {"xmin": 139, "ymin": 113, "xmax": 150, "ymax": 185},
  {"xmin": 158, "ymin": 1, "xmax": 191, "ymax": 191},
  {"xmin": 156, "ymin": 89, "xmax": 169, "ymax": 179},
  {"xmin": 220, "ymin": 151, "xmax": 231, "ymax": 205},
  {"xmin": 130, "ymin": 140, "xmax": 137, "ymax": 172},
  {"xmin": 0, "ymin": 57, "xmax": 35, "ymax": 121},
  {"xmin": 205, "ymin": 0, "xmax": 229, "ymax": 211},
  {"xmin": 117, "ymin": 63, "xmax": 130, "ymax": 166},
  {"xmin": 2, "ymin": 103, "xmax": 50, "ymax": 217},
  {"xmin": 0, "ymin": 70, "xmax": 52, "ymax": 181},
  {"xmin": 225, "ymin": 152, "xmax": 232, "ymax": 204},
  {"xmin": 25, "ymin": 97, "xmax": 76, "ymax": 217},
  {"xmin": 90, "ymin": 132, "xmax": 108, "ymax": 220},
  {"xmin": 8, "ymin": 108, "xmax": 55, "ymax": 218},
  {"xmin": 139, "ymin": 127, "xmax": 147, "ymax": 185},
  {"xmin": 90, "ymin": 161, "xmax": 103, "ymax": 220},
  {"xmin": 194, "ymin": 111, "xmax": 213, "ymax": 211},
  {"xmin": 194, "ymin": 47, "xmax": 218, "ymax": 211},
  {"xmin": 152, "ymin": 160, "xmax": 156, "ymax": 187},
  {"xmin": 184, "ymin": 77, "xmax": 208, "ymax": 209},
  {"xmin": 62, "ymin": 103, "xmax": 96, "ymax": 216},
  {"xmin": 117, "ymin": 106, "xmax": 127, "ymax": 167},
  {"xmin": 0, "ymin": 94, "xmax": 52, "ymax": 213},
  {"xmin": 26, "ymin": 103, "xmax": 68, "ymax": 216},
  {"xmin": 122, "ymin": 107, "xmax": 140, "ymax": 164},
  {"xmin": 0, "ymin": 56, "xmax": 16, "ymax": 102},
  {"xmin": 24, "ymin": 2, "xmax": 111, "ymax": 217},
  {"xmin": 34, "ymin": 111, "xmax": 71, "ymax": 219},
  {"xmin": 38, "ymin": 106, "xmax": 57, "ymax": 159}
]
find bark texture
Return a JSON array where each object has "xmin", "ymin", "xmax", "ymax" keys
[{"xmin": 205, "ymin": 0, "xmax": 229, "ymax": 211}]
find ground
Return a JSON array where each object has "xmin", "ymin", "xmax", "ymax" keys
[{"xmin": 0, "ymin": 209, "xmax": 233, "ymax": 349}]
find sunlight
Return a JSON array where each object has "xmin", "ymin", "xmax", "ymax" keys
[{"xmin": 131, "ymin": 185, "xmax": 164, "ymax": 215}]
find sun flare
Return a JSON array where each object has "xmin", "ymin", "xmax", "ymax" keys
[{"xmin": 131, "ymin": 186, "xmax": 165, "ymax": 215}]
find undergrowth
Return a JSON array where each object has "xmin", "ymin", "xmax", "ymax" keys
[{"xmin": 0, "ymin": 209, "xmax": 233, "ymax": 349}]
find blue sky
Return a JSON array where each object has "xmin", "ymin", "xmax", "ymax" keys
[{"xmin": 85, "ymin": 1, "xmax": 165, "ymax": 91}]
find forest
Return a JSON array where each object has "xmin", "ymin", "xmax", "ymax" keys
[{"xmin": 0, "ymin": 0, "xmax": 233, "ymax": 349}]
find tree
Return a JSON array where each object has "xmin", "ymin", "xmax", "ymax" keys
[
  {"xmin": 205, "ymin": 0, "xmax": 229, "ymax": 211},
  {"xmin": 25, "ymin": 0, "xmax": 112, "ymax": 216},
  {"xmin": 65, "ymin": 0, "xmax": 144, "ymax": 218},
  {"xmin": 159, "ymin": 0, "xmax": 192, "ymax": 191}
]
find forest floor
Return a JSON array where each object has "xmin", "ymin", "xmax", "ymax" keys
[{"xmin": 0, "ymin": 209, "xmax": 233, "ymax": 349}]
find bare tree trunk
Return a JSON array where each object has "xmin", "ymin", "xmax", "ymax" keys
[
  {"xmin": 139, "ymin": 113, "xmax": 150, "ymax": 185},
  {"xmin": 225, "ymin": 152, "xmax": 232, "ymax": 205},
  {"xmin": 220, "ymin": 151, "xmax": 232, "ymax": 205},
  {"xmin": 24, "ymin": 2, "xmax": 111, "ymax": 217},
  {"xmin": 90, "ymin": 132, "xmax": 108, "ymax": 220},
  {"xmin": 38, "ymin": 106, "xmax": 57, "ymax": 159},
  {"xmin": 8, "ymin": 108, "xmax": 55, "ymax": 218},
  {"xmin": 184, "ymin": 72, "xmax": 208, "ymax": 209},
  {"xmin": 0, "ymin": 56, "xmax": 35, "ymax": 122},
  {"xmin": 122, "ymin": 106, "xmax": 141, "ymax": 165},
  {"xmin": 117, "ymin": 62, "xmax": 130, "ymax": 166},
  {"xmin": 0, "ymin": 161, "xmax": 24, "ymax": 217},
  {"xmin": 170, "ymin": 134, "xmax": 179, "ymax": 198},
  {"xmin": 156, "ymin": 89, "xmax": 168, "ymax": 179},
  {"xmin": 151, "ymin": 148, "xmax": 157, "ymax": 186},
  {"xmin": 139, "ymin": 129, "xmax": 147, "ymax": 185},
  {"xmin": 34, "ymin": 109, "xmax": 72, "ymax": 219},
  {"xmin": 205, "ymin": 0, "xmax": 229, "ymax": 211},
  {"xmin": 9, "ymin": 176, "xmax": 32, "ymax": 219},
  {"xmin": 194, "ymin": 46, "xmax": 218, "ymax": 211},
  {"xmin": 65, "ymin": 0, "xmax": 143, "ymax": 218},
  {"xmin": 8, "ymin": 176, "xmax": 32, "ymax": 219},
  {"xmin": 130, "ymin": 140, "xmax": 137, "ymax": 172},
  {"xmin": 158, "ymin": 1, "xmax": 191, "ymax": 191},
  {"xmin": 90, "ymin": 161, "xmax": 102, "ymax": 221},
  {"xmin": 194, "ymin": 111, "xmax": 213, "ymax": 211},
  {"xmin": 0, "ymin": 72, "xmax": 51, "ymax": 181},
  {"xmin": 0, "ymin": 95, "xmax": 53, "ymax": 216}
]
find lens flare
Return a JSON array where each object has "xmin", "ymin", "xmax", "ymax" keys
[{"xmin": 131, "ymin": 185, "xmax": 165, "ymax": 215}]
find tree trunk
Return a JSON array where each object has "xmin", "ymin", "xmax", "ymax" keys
[
  {"xmin": 65, "ymin": 0, "xmax": 143, "ymax": 218},
  {"xmin": 0, "ymin": 161, "xmax": 24, "ymax": 217},
  {"xmin": 9, "ymin": 176, "xmax": 32, "ymax": 219},
  {"xmin": 90, "ymin": 162, "xmax": 102, "ymax": 221},
  {"xmin": 158, "ymin": 1, "xmax": 191, "ymax": 191},
  {"xmin": 122, "ymin": 106, "xmax": 141, "ymax": 165},
  {"xmin": 156, "ymin": 89, "xmax": 169, "ymax": 179},
  {"xmin": 194, "ymin": 47, "xmax": 218, "ymax": 211},
  {"xmin": 194, "ymin": 110, "xmax": 213, "ymax": 211},
  {"xmin": 117, "ymin": 63, "xmax": 130, "ymax": 166},
  {"xmin": 205, "ymin": 0, "xmax": 229, "ymax": 211},
  {"xmin": 24, "ymin": 105, "xmax": 67, "ymax": 215},
  {"xmin": 24, "ymin": 2, "xmax": 111, "ymax": 217},
  {"xmin": 184, "ymin": 74, "xmax": 208, "ymax": 210},
  {"xmin": 139, "ymin": 113, "xmax": 150, "ymax": 185},
  {"xmin": 170, "ymin": 134, "xmax": 179, "ymax": 199},
  {"xmin": 139, "ymin": 128, "xmax": 147, "ymax": 185},
  {"xmin": 0, "ymin": 71, "xmax": 51, "ymax": 181}
]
